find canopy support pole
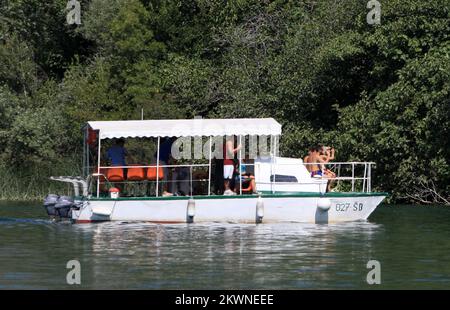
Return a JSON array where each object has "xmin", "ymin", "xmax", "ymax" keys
[
  {"xmin": 156, "ymin": 137, "xmax": 160, "ymax": 197},
  {"xmin": 270, "ymin": 135, "xmax": 274, "ymax": 194},
  {"xmin": 208, "ymin": 136, "xmax": 212, "ymax": 196},
  {"xmin": 82, "ymin": 126, "xmax": 86, "ymax": 178},
  {"xmin": 274, "ymin": 135, "xmax": 278, "ymax": 157},
  {"xmin": 86, "ymin": 127, "xmax": 90, "ymax": 179},
  {"xmin": 351, "ymin": 163, "xmax": 355, "ymax": 192},
  {"xmin": 96, "ymin": 135, "xmax": 101, "ymax": 198},
  {"xmin": 238, "ymin": 135, "xmax": 242, "ymax": 195},
  {"xmin": 190, "ymin": 166, "xmax": 193, "ymax": 197},
  {"xmin": 363, "ymin": 163, "xmax": 367, "ymax": 192},
  {"xmin": 274, "ymin": 135, "xmax": 278, "ymax": 193}
]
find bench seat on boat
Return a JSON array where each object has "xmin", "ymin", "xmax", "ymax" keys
[
  {"xmin": 147, "ymin": 166, "xmax": 164, "ymax": 181},
  {"xmin": 127, "ymin": 165, "xmax": 145, "ymax": 181},
  {"xmin": 107, "ymin": 167, "xmax": 125, "ymax": 182}
]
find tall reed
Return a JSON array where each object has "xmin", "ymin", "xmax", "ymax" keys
[{"xmin": 0, "ymin": 159, "xmax": 82, "ymax": 201}]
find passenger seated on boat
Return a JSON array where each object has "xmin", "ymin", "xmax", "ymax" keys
[
  {"xmin": 304, "ymin": 145, "xmax": 336, "ymax": 191},
  {"xmin": 234, "ymin": 157, "xmax": 257, "ymax": 194},
  {"xmin": 319, "ymin": 146, "xmax": 335, "ymax": 177},
  {"xmin": 320, "ymin": 146, "xmax": 336, "ymax": 192},
  {"xmin": 304, "ymin": 144, "xmax": 334, "ymax": 178},
  {"xmin": 304, "ymin": 145, "xmax": 323, "ymax": 177}
]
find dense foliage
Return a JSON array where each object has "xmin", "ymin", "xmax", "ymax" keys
[{"xmin": 0, "ymin": 0, "xmax": 448, "ymax": 202}]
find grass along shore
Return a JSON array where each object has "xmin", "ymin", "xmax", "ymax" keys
[{"xmin": 0, "ymin": 161, "xmax": 81, "ymax": 201}]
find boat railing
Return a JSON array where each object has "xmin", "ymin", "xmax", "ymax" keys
[
  {"xmin": 94, "ymin": 163, "xmax": 211, "ymax": 197},
  {"xmin": 90, "ymin": 161, "xmax": 374, "ymax": 197},
  {"xmin": 248, "ymin": 161, "xmax": 374, "ymax": 193}
]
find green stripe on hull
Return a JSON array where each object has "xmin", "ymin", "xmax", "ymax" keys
[{"xmin": 87, "ymin": 191, "xmax": 388, "ymax": 201}]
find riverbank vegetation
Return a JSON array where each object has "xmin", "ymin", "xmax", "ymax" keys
[{"xmin": 0, "ymin": 0, "xmax": 448, "ymax": 203}]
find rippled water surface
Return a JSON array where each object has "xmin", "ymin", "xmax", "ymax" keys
[{"xmin": 1, "ymin": 201, "xmax": 450, "ymax": 289}]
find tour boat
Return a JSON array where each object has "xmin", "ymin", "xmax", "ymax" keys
[{"xmin": 43, "ymin": 118, "xmax": 387, "ymax": 224}]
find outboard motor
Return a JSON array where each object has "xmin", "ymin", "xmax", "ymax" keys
[
  {"xmin": 43, "ymin": 194, "xmax": 59, "ymax": 216},
  {"xmin": 54, "ymin": 196, "xmax": 75, "ymax": 219}
]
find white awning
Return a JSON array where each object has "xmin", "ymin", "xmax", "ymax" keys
[{"xmin": 88, "ymin": 118, "xmax": 282, "ymax": 139}]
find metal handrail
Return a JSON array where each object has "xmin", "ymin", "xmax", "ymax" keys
[
  {"xmin": 91, "ymin": 161, "xmax": 374, "ymax": 196},
  {"xmin": 94, "ymin": 163, "xmax": 210, "ymax": 197},
  {"xmin": 245, "ymin": 161, "xmax": 374, "ymax": 193},
  {"xmin": 97, "ymin": 164, "xmax": 210, "ymax": 169}
]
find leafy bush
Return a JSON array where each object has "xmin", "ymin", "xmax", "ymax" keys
[{"xmin": 0, "ymin": 0, "xmax": 448, "ymax": 203}]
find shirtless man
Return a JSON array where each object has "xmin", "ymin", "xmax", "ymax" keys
[
  {"xmin": 304, "ymin": 145, "xmax": 327, "ymax": 177},
  {"xmin": 304, "ymin": 145, "xmax": 336, "ymax": 191}
]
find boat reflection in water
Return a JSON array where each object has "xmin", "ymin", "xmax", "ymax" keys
[{"xmin": 72, "ymin": 221, "xmax": 383, "ymax": 289}]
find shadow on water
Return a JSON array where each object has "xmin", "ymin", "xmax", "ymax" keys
[{"xmin": 1, "ymin": 201, "xmax": 450, "ymax": 289}]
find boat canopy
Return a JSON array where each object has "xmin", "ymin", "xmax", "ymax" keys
[{"xmin": 88, "ymin": 118, "xmax": 282, "ymax": 139}]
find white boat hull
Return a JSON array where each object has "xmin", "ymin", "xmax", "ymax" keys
[{"xmin": 72, "ymin": 193, "xmax": 387, "ymax": 224}]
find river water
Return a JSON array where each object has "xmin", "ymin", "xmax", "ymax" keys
[{"xmin": 0, "ymin": 201, "xmax": 449, "ymax": 289}]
